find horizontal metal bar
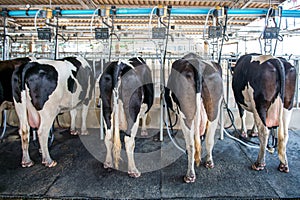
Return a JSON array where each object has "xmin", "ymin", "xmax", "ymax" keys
[{"xmin": 3, "ymin": 8, "xmax": 300, "ymax": 17}]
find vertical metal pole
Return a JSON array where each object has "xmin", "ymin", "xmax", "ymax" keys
[
  {"xmin": 160, "ymin": 44, "xmax": 164, "ymax": 142},
  {"xmin": 294, "ymin": 59, "xmax": 299, "ymax": 108},
  {"xmin": 54, "ymin": 18, "xmax": 59, "ymax": 60},
  {"xmin": 2, "ymin": 11, "xmax": 8, "ymax": 60},
  {"xmin": 100, "ymin": 59, "xmax": 104, "ymax": 140}
]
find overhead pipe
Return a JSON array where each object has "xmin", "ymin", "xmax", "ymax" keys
[{"xmin": 2, "ymin": 8, "xmax": 300, "ymax": 18}]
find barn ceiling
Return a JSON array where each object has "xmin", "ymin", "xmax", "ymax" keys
[{"xmin": 0, "ymin": 0, "xmax": 288, "ymax": 40}]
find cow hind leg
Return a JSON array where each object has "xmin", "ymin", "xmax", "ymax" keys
[
  {"xmin": 277, "ymin": 109, "xmax": 291, "ymax": 173},
  {"xmin": 239, "ymin": 106, "xmax": 248, "ymax": 138},
  {"xmin": 70, "ymin": 109, "xmax": 79, "ymax": 135},
  {"xmin": 39, "ymin": 125, "xmax": 57, "ymax": 167},
  {"xmin": 80, "ymin": 104, "xmax": 89, "ymax": 135},
  {"xmin": 125, "ymin": 118, "xmax": 141, "ymax": 178},
  {"xmin": 104, "ymin": 128, "xmax": 113, "ymax": 169},
  {"xmin": 194, "ymin": 133, "xmax": 201, "ymax": 167},
  {"xmin": 204, "ymin": 119, "xmax": 218, "ymax": 169},
  {"xmin": 20, "ymin": 125, "xmax": 34, "ymax": 167},
  {"xmin": 140, "ymin": 104, "xmax": 148, "ymax": 136},
  {"xmin": 252, "ymin": 120, "xmax": 269, "ymax": 171},
  {"xmin": 178, "ymin": 112, "xmax": 196, "ymax": 183}
]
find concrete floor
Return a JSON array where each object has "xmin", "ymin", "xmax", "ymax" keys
[{"xmin": 0, "ymin": 127, "xmax": 300, "ymax": 199}]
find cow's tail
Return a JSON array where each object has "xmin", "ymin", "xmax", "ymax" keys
[
  {"xmin": 112, "ymin": 64, "xmax": 125, "ymax": 169},
  {"xmin": 112, "ymin": 87, "xmax": 122, "ymax": 169},
  {"xmin": 271, "ymin": 58, "xmax": 285, "ymax": 101}
]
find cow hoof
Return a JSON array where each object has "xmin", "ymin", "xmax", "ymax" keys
[
  {"xmin": 251, "ymin": 162, "xmax": 266, "ymax": 171},
  {"xmin": 278, "ymin": 163, "xmax": 289, "ymax": 173},
  {"xmin": 128, "ymin": 170, "xmax": 141, "ymax": 178},
  {"xmin": 250, "ymin": 131, "xmax": 258, "ymax": 137},
  {"xmin": 21, "ymin": 160, "xmax": 34, "ymax": 168},
  {"xmin": 241, "ymin": 131, "xmax": 248, "ymax": 138},
  {"xmin": 141, "ymin": 130, "xmax": 148, "ymax": 136},
  {"xmin": 43, "ymin": 160, "xmax": 57, "ymax": 168},
  {"xmin": 104, "ymin": 162, "xmax": 113, "ymax": 169},
  {"xmin": 184, "ymin": 175, "xmax": 196, "ymax": 183},
  {"xmin": 205, "ymin": 161, "xmax": 215, "ymax": 169},
  {"xmin": 81, "ymin": 130, "xmax": 89, "ymax": 135},
  {"xmin": 70, "ymin": 130, "xmax": 79, "ymax": 135}
]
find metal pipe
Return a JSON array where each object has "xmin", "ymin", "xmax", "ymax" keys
[
  {"xmin": 2, "ymin": 14, "xmax": 7, "ymax": 60},
  {"xmin": 4, "ymin": 8, "xmax": 300, "ymax": 18}
]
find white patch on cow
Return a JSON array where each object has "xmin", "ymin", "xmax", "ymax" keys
[
  {"xmin": 140, "ymin": 103, "xmax": 148, "ymax": 135},
  {"xmin": 266, "ymin": 96, "xmax": 281, "ymax": 127},
  {"xmin": 194, "ymin": 93, "xmax": 202, "ymax": 166},
  {"xmin": 250, "ymin": 55, "xmax": 274, "ymax": 65},
  {"xmin": 136, "ymin": 57, "xmax": 144, "ymax": 64},
  {"xmin": 25, "ymin": 85, "xmax": 40, "ymax": 129},
  {"xmin": 124, "ymin": 109, "xmax": 141, "ymax": 177},
  {"xmin": 202, "ymin": 60, "xmax": 219, "ymax": 72},
  {"xmin": 178, "ymin": 104, "xmax": 195, "ymax": 181},
  {"xmin": 118, "ymin": 99, "xmax": 127, "ymax": 131},
  {"xmin": 118, "ymin": 60, "xmax": 135, "ymax": 69},
  {"xmin": 205, "ymin": 96, "xmax": 222, "ymax": 165},
  {"xmin": 241, "ymin": 83, "xmax": 256, "ymax": 112},
  {"xmin": 111, "ymin": 82, "xmax": 122, "ymax": 169}
]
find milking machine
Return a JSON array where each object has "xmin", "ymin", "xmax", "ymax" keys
[{"xmin": 90, "ymin": 5, "xmax": 120, "ymax": 140}]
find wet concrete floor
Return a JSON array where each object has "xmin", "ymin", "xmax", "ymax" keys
[{"xmin": 0, "ymin": 127, "xmax": 300, "ymax": 199}]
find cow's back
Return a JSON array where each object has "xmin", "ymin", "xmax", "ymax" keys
[{"xmin": 13, "ymin": 57, "xmax": 94, "ymax": 113}]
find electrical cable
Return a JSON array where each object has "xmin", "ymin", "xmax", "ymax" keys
[
  {"xmin": 202, "ymin": 8, "xmax": 215, "ymax": 40},
  {"xmin": 34, "ymin": 9, "xmax": 43, "ymax": 31},
  {"xmin": 148, "ymin": 6, "xmax": 158, "ymax": 40},
  {"xmin": 218, "ymin": 7, "xmax": 228, "ymax": 65}
]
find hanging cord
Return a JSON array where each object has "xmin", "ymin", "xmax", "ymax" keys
[
  {"xmin": 159, "ymin": 6, "xmax": 185, "ymax": 153},
  {"xmin": 163, "ymin": 97, "xmax": 186, "ymax": 154},
  {"xmin": 90, "ymin": 8, "xmax": 99, "ymax": 35},
  {"xmin": 34, "ymin": 9, "xmax": 43, "ymax": 31},
  {"xmin": 273, "ymin": 12, "xmax": 283, "ymax": 56},
  {"xmin": 148, "ymin": 6, "xmax": 158, "ymax": 40},
  {"xmin": 162, "ymin": 6, "xmax": 172, "ymax": 74},
  {"xmin": 222, "ymin": 99, "xmax": 260, "ymax": 149},
  {"xmin": 108, "ymin": 7, "xmax": 117, "ymax": 62},
  {"xmin": 202, "ymin": 8, "xmax": 215, "ymax": 40},
  {"xmin": 218, "ymin": 6, "xmax": 229, "ymax": 65}
]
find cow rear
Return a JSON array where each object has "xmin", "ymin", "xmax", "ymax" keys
[
  {"xmin": 165, "ymin": 53, "xmax": 223, "ymax": 183},
  {"xmin": 232, "ymin": 54, "xmax": 296, "ymax": 172}
]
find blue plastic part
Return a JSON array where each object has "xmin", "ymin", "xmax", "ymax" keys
[{"xmin": 3, "ymin": 8, "xmax": 300, "ymax": 17}]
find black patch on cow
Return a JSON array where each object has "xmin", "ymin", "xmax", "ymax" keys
[
  {"xmin": 232, "ymin": 54, "xmax": 287, "ymax": 126},
  {"xmin": 0, "ymin": 82, "xmax": 4, "ymax": 104},
  {"xmin": 99, "ymin": 62, "xmax": 116, "ymax": 130},
  {"xmin": 67, "ymin": 76, "xmax": 77, "ymax": 93},
  {"xmin": 59, "ymin": 57, "xmax": 94, "ymax": 103},
  {"xmin": 1, "ymin": 57, "xmax": 32, "ymax": 104},
  {"xmin": 99, "ymin": 59, "xmax": 154, "ymax": 135},
  {"xmin": 129, "ymin": 58, "xmax": 154, "ymax": 113},
  {"xmin": 23, "ymin": 62, "xmax": 58, "ymax": 111}
]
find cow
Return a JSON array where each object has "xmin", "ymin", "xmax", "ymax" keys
[
  {"xmin": 165, "ymin": 53, "xmax": 223, "ymax": 183},
  {"xmin": 99, "ymin": 57, "xmax": 154, "ymax": 177},
  {"xmin": 0, "ymin": 57, "xmax": 35, "ymax": 113},
  {"xmin": 232, "ymin": 54, "xmax": 296, "ymax": 172},
  {"xmin": 12, "ymin": 56, "xmax": 94, "ymax": 167},
  {"xmin": 0, "ymin": 57, "xmax": 36, "ymax": 139}
]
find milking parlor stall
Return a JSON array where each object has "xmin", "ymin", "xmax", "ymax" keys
[{"xmin": 1, "ymin": 0, "xmax": 300, "ymax": 199}]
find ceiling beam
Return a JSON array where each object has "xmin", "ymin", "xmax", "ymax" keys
[{"xmin": 76, "ymin": 0, "xmax": 90, "ymax": 9}]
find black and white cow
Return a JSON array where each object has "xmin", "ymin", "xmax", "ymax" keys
[
  {"xmin": 232, "ymin": 54, "xmax": 296, "ymax": 172},
  {"xmin": 99, "ymin": 57, "xmax": 154, "ymax": 177},
  {"xmin": 12, "ymin": 56, "xmax": 94, "ymax": 167},
  {"xmin": 165, "ymin": 53, "xmax": 223, "ymax": 183},
  {"xmin": 0, "ymin": 57, "xmax": 35, "ymax": 113}
]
